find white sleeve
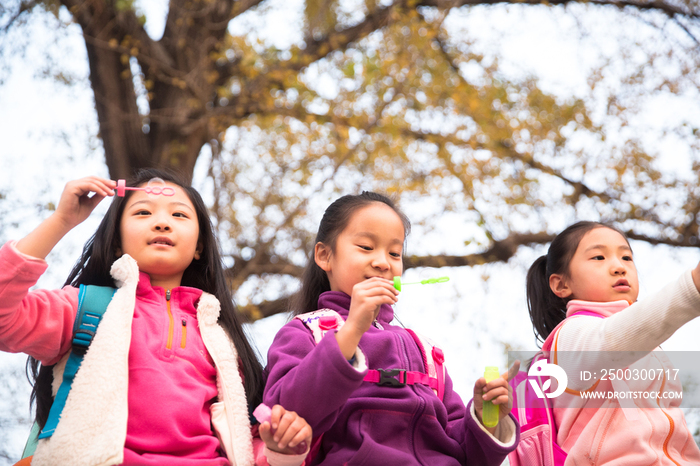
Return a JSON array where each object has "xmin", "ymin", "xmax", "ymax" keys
[
  {"xmin": 468, "ymin": 403, "xmax": 517, "ymax": 447},
  {"xmin": 555, "ymin": 270, "xmax": 700, "ymax": 389}
]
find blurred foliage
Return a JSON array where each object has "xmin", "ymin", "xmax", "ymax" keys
[{"xmin": 1, "ymin": 0, "xmax": 700, "ymax": 319}]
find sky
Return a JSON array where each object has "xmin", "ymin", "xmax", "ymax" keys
[{"xmin": 1, "ymin": 1, "xmax": 700, "ymax": 464}]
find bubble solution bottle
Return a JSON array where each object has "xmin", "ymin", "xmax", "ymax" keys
[{"xmin": 482, "ymin": 366, "xmax": 500, "ymax": 428}]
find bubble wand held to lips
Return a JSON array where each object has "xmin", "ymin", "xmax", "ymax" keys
[{"xmin": 392, "ymin": 276, "xmax": 449, "ymax": 292}]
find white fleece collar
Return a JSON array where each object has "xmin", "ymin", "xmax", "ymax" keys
[
  {"xmin": 34, "ymin": 254, "xmax": 139, "ymax": 466},
  {"xmin": 197, "ymin": 292, "xmax": 254, "ymax": 466},
  {"xmin": 33, "ymin": 255, "xmax": 254, "ymax": 466}
]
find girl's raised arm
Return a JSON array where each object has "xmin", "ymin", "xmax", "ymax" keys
[{"xmin": 16, "ymin": 177, "xmax": 115, "ymax": 259}]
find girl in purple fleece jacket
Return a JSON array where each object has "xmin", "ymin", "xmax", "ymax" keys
[{"xmin": 263, "ymin": 192, "xmax": 520, "ymax": 465}]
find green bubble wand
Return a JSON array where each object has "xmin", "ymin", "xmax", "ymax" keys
[{"xmin": 392, "ymin": 276, "xmax": 449, "ymax": 291}]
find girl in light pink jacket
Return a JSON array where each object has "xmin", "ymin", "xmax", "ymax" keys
[
  {"xmin": 0, "ymin": 170, "xmax": 310, "ymax": 466},
  {"xmin": 525, "ymin": 221, "xmax": 700, "ymax": 465}
]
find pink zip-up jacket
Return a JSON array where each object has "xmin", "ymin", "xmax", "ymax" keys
[
  {"xmin": 546, "ymin": 271, "xmax": 700, "ymax": 465},
  {"xmin": 0, "ymin": 241, "xmax": 304, "ymax": 466}
]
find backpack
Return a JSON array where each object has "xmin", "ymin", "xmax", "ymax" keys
[
  {"xmin": 20, "ymin": 284, "xmax": 116, "ymax": 460},
  {"xmin": 507, "ymin": 310, "xmax": 602, "ymax": 466},
  {"xmin": 294, "ymin": 309, "xmax": 446, "ymax": 464},
  {"xmin": 507, "ymin": 352, "xmax": 566, "ymax": 466}
]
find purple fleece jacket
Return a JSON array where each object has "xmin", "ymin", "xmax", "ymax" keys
[{"xmin": 263, "ymin": 291, "xmax": 519, "ymax": 466}]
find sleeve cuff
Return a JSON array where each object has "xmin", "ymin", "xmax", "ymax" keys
[
  {"xmin": 7, "ymin": 240, "xmax": 47, "ymax": 263},
  {"xmin": 264, "ymin": 446, "xmax": 309, "ymax": 466},
  {"xmin": 681, "ymin": 269, "xmax": 700, "ymax": 307},
  {"xmin": 328, "ymin": 329, "xmax": 368, "ymax": 372},
  {"xmin": 469, "ymin": 402, "xmax": 517, "ymax": 447},
  {"xmin": 349, "ymin": 346, "xmax": 367, "ymax": 372}
]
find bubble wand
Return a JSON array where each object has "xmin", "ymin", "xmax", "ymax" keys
[
  {"xmin": 482, "ymin": 366, "xmax": 500, "ymax": 427},
  {"xmin": 114, "ymin": 178, "xmax": 175, "ymax": 197},
  {"xmin": 393, "ymin": 276, "xmax": 449, "ymax": 292}
]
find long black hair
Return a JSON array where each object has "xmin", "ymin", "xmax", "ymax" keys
[
  {"xmin": 28, "ymin": 168, "xmax": 263, "ymax": 428},
  {"xmin": 526, "ymin": 221, "xmax": 631, "ymax": 344},
  {"xmin": 290, "ymin": 191, "xmax": 411, "ymax": 315}
]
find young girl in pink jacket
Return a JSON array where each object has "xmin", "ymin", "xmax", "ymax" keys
[
  {"xmin": 0, "ymin": 170, "xmax": 311, "ymax": 466},
  {"xmin": 525, "ymin": 221, "xmax": 700, "ymax": 465}
]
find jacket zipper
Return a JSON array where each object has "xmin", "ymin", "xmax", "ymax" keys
[
  {"xmin": 396, "ymin": 331, "xmax": 424, "ymax": 464},
  {"xmin": 181, "ymin": 319, "xmax": 187, "ymax": 349},
  {"xmin": 166, "ymin": 289, "xmax": 174, "ymax": 350}
]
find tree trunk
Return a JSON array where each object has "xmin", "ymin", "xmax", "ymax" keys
[{"xmin": 62, "ymin": 0, "xmax": 237, "ymax": 181}]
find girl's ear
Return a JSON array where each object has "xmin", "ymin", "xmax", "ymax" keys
[
  {"xmin": 194, "ymin": 242, "xmax": 203, "ymax": 260},
  {"xmin": 549, "ymin": 273, "xmax": 572, "ymax": 299},
  {"xmin": 314, "ymin": 242, "xmax": 332, "ymax": 272}
]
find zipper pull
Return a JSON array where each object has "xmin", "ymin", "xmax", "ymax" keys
[{"xmin": 166, "ymin": 289, "xmax": 171, "ymax": 301}]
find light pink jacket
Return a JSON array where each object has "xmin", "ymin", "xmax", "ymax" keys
[{"xmin": 548, "ymin": 294, "xmax": 700, "ymax": 465}]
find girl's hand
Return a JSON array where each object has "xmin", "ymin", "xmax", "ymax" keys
[
  {"xmin": 336, "ymin": 277, "xmax": 398, "ymax": 359},
  {"xmin": 53, "ymin": 176, "xmax": 115, "ymax": 230},
  {"xmin": 473, "ymin": 361, "xmax": 520, "ymax": 434},
  {"xmin": 15, "ymin": 176, "xmax": 116, "ymax": 260},
  {"xmin": 346, "ymin": 277, "xmax": 398, "ymax": 336},
  {"xmin": 258, "ymin": 405, "xmax": 312, "ymax": 455}
]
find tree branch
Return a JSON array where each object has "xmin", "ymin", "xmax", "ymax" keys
[
  {"xmin": 238, "ymin": 297, "xmax": 292, "ymax": 321},
  {"xmin": 405, "ymin": 232, "xmax": 556, "ymax": 268},
  {"xmin": 422, "ymin": 0, "xmax": 699, "ymax": 19},
  {"xmin": 225, "ymin": 254, "xmax": 306, "ymax": 284},
  {"xmin": 398, "ymin": 127, "xmax": 613, "ymax": 204},
  {"xmin": 238, "ymin": 225, "xmax": 700, "ymax": 320},
  {"xmin": 236, "ymin": 231, "xmax": 557, "ymax": 319},
  {"xmin": 0, "ymin": 0, "xmax": 40, "ymax": 31}
]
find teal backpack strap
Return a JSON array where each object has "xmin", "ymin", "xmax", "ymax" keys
[
  {"xmin": 21, "ymin": 420, "xmax": 40, "ymax": 458},
  {"xmin": 37, "ymin": 284, "xmax": 116, "ymax": 440}
]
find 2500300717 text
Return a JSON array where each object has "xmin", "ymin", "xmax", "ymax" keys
[{"xmin": 580, "ymin": 368, "xmax": 680, "ymax": 382}]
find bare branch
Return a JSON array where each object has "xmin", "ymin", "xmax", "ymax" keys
[
  {"xmin": 238, "ymin": 297, "xmax": 292, "ymax": 321},
  {"xmin": 0, "ymin": 0, "xmax": 40, "ymax": 31},
  {"xmin": 405, "ymin": 232, "xmax": 556, "ymax": 268},
  {"xmin": 237, "ymin": 231, "xmax": 556, "ymax": 319},
  {"xmin": 225, "ymin": 254, "xmax": 305, "ymax": 283},
  {"xmin": 398, "ymin": 127, "xmax": 613, "ymax": 204},
  {"xmin": 421, "ymin": 0, "xmax": 699, "ymax": 19},
  {"xmin": 672, "ymin": 16, "xmax": 700, "ymax": 44},
  {"xmin": 240, "ymin": 227, "xmax": 700, "ymax": 320}
]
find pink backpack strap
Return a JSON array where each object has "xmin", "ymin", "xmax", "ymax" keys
[
  {"xmin": 406, "ymin": 329, "xmax": 445, "ymax": 401},
  {"xmin": 508, "ymin": 351, "xmax": 567, "ymax": 466},
  {"xmin": 295, "ymin": 309, "xmax": 346, "ymax": 344},
  {"xmin": 542, "ymin": 310, "xmax": 603, "ymax": 352},
  {"xmin": 508, "ymin": 310, "xmax": 606, "ymax": 466},
  {"xmin": 361, "ymin": 329, "xmax": 445, "ymax": 399},
  {"xmin": 294, "ymin": 311, "xmax": 445, "ymax": 400}
]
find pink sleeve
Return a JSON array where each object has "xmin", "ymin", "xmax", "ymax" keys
[
  {"xmin": 253, "ymin": 437, "xmax": 271, "ymax": 466},
  {"xmin": 0, "ymin": 241, "xmax": 78, "ymax": 365}
]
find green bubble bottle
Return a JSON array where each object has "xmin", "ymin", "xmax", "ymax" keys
[{"xmin": 482, "ymin": 366, "xmax": 500, "ymax": 428}]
